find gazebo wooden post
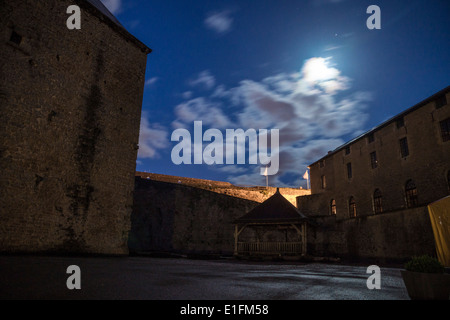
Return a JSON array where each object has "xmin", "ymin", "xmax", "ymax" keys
[
  {"xmin": 291, "ymin": 223, "xmax": 304, "ymax": 256},
  {"xmin": 302, "ymin": 222, "xmax": 307, "ymax": 255},
  {"xmin": 234, "ymin": 224, "xmax": 247, "ymax": 256},
  {"xmin": 234, "ymin": 224, "xmax": 238, "ymax": 256}
]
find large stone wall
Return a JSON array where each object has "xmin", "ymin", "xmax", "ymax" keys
[
  {"xmin": 136, "ymin": 172, "xmax": 310, "ymax": 206},
  {"xmin": 132, "ymin": 176, "xmax": 436, "ymax": 262},
  {"xmin": 0, "ymin": 0, "xmax": 149, "ymax": 254},
  {"xmin": 306, "ymin": 206, "xmax": 436, "ymax": 263},
  {"xmin": 130, "ymin": 177, "xmax": 259, "ymax": 255}
]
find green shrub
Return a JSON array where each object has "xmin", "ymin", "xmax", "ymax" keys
[{"xmin": 404, "ymin": 255, "xmax": 444, "ymax": 273}]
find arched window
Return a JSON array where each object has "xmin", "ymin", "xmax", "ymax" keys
[
  {"xmin": 330, "ymin": 199, "xmax": 336, "ymax": 215},
  {"xmin": 405, "ymin": 180, "xmax": 418, "ymax": 208},
  {"xmin": 349, "ymin": 196, "xmax": 356, "ymax": 217},
  {"xmin": 373, "ymin": 189, "xmax": 383, "ymax": 214}
]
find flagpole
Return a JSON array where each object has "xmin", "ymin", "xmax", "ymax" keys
[{"xmin": 303, "ymin": 168, "xmax": 310, "ymax": 190}]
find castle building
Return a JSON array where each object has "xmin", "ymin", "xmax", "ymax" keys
[
  {"xmin": 296, "ymin": 86, "xmax": 449, "ymax": 261},
  {"xmin": 0, "ymin": 0, "xmax": 151, "ymax": 254},
  {"xmin": 299, "ymin": 86, "xmax": 450, "ymax": 219}
]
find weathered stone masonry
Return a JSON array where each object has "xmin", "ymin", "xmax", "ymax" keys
[
  {"xmin": 0, "ymin": 0, "xmax": 151, "ymax": 254},
  {"xmin": 130, "ymin": 177, "xmax": 260, "ymax": 255}
]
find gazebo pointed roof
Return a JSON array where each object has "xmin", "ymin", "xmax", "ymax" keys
[{"xmin": 234, "ymin": 188, "xmax": 308, "ymax": 224}]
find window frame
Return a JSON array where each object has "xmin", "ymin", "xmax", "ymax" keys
[
  {"xmin": 373, "ymin": 189, "xmax": 383, "ymax": 214},
  {"xmin": 349, "ymin": 196, "xmax": 357, "ymax": 217},
  {"xmin": 396, "ymin": 117, "xmax": 404, "ymax": 128},
  {"xmin": 399, "ymin": 137, "xmax": 409, "ymax": 158},
  {"xmin": 405, "ymin": 179, "xmax": 418, "ymax": 208},
  {"xmin": 321, "ymin": 175, "xmax": 326, "ymax": 189},
  {"xmin": 330, "ymin": 199, "xmax": 337, "ymax": 215},
  {"xmin": 370, "ymin": 151, "xmax": 378, "ymax": 169},
  {"xmin": 347, "ymin": 162, "xmax": 352, "ymax": 180},
  {"xmin": 345, "ymin": 146, "xmax": 350, "ymax": 155},
  {"xmin": 440, "ymin": 118, "xmax": 450, "ymax": 142}
]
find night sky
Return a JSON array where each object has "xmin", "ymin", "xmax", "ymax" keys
[{"xmin": 100, "ymin": 0, "xmax": 450, "ymax": 188}]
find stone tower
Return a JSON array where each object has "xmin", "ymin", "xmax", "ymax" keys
[{"xmin": 0, "ymin": 0, "xmax": 151, "ymax": 255}]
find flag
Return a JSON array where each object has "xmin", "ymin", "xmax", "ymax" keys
[
  {"xmin": 303, "ymin": 170, "xmax": 309, "ymax": 180},
  {"xmin": 263, "ymin": 166, "xmax": 268, "ymax": 176}
]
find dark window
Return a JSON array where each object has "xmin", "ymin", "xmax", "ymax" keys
[
  {"xmin": 347, "ymin": 163, "xmax": 352, "ymax": 179},
  {"xmin": 367, "ymin": 133, "xmax": 375, "ymax": 143},
  {"xmin": 373, "ymin": 189, "xmax": 383, "ymax": 214},
  {"xmin": 330, "ymin": 199, "xmax": 336, "ymax": 215},
  {"xmin": 396, "ymin": 117, "xmax": 404, "ymax": 128},
  {"xmin": 370, "ymin": 151, "xmax": 378, "ymax": 169},
  {"xmin": 345, "ymin": 146, "xmax": 350, "ymax": 155},
  {"xmin": 349, "ymin": 197, "xmax": 357, "ymax": 217},
  {"xmin": 9, "ymin": 31, "xmax": 22, "ymax": 45},
  {"xmin": 440, "ymin": 118, "xmax": 450, "ymax": 142},
  {"xmin": 399, "ymin": 137, "xmax": 409, "ymax": 157},
  {"xmin": 319, "ymin": 160, "xmax": 324, "ymax": 168},
  {"xmin": 436, "ymin": 95, "xmax": 447, "ymax": 109},
  {"xmin": 321, "ymin": 175, "xmax": 326, "ymax": 189},
  {"xmin": 405, "ymin": 180, "xmax": 418, "ymax": 208}
]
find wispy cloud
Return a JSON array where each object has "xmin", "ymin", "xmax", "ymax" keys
[
  {"xmin": 100, "ymin": 0, "xmax": 122, "ymax": 15},
  {"xmin": 138, "ymin": 112, "xmax": 169, "ymax": 159},
  {"xmin": 173, "ymin": 97, "xmax": 231, "ymax": 129},
  {"xmin": 324, "ymin": 45, "xmax": 343, "ymax": 52},
  {"xmin": 171, "ymin": 57, "xmax": 371, "ymax": 187},
  {"xmin": 145, "ymin": 77, "xmax": 159, "ymax": 87},
  {"xmin": 188, "ymin": 70, "xmax": 216, "ymax": 90},
  {"xmin": 204, "ymin": 10, "xmax": 233, "ymax": 34}
]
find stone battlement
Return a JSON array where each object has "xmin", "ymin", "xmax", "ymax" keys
[{"xmin": 136, "ymin": 172, "xmax": 311, "ymax": 206}]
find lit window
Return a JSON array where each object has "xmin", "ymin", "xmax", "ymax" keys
[
  {"xmin": 373, "ymin": 189, "xmax": 383, "ymax": 214},
  {"xmin": 405, "ymin": 180, "xmax": 418, "ymax": 208},
  {"xmin": 349, "ymin": 196, "xmax": 356, "ymax": 217},
  {"xmin": 440, "ymin": 118, "xmax": 450, "ymax": 142},
  {"xmin": 330, "ymin": 199, "xmax": 336, "ymax": 215},
  {"xmin": 370, "ymin": 151, "xmax": 378, "ymax": 169},
  {"xmin": 399, "ymin": 137, "xmax": 409, "ymax": 158}
]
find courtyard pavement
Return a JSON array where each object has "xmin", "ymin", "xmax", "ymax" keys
[{"xmin": 0, "ymin": 255, "xmax": 410, "ymax": 300}]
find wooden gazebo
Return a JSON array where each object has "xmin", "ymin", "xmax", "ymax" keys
[{"xmin": 233, "ymin": 188, "xmax": 308, "ymax": 257}]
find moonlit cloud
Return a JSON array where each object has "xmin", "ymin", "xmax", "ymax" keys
[
  {"xmin": 301, "ymin": 57, "xmax": 350, "ymax": 94},
  {"xmin": 100, "ymin": 0, "xmax": 122, "ymax": 15},
  {"xmin": 189, "ymin": 70, "xmax": 216, "ymax": 90},
  {"xmin": 138, "ymin": 113, "xmax": 169, "ymax": 159},
  {"xmin": 204, "ymin": 10, "xmax": 233, "ymax": 34},
  {"xmin": 173, "ymin": 97, "xmax": 231, "ymax": 129},
  {"xmin": 169, "ymin": 57, "xmax": 371, "ymax": 187}
]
